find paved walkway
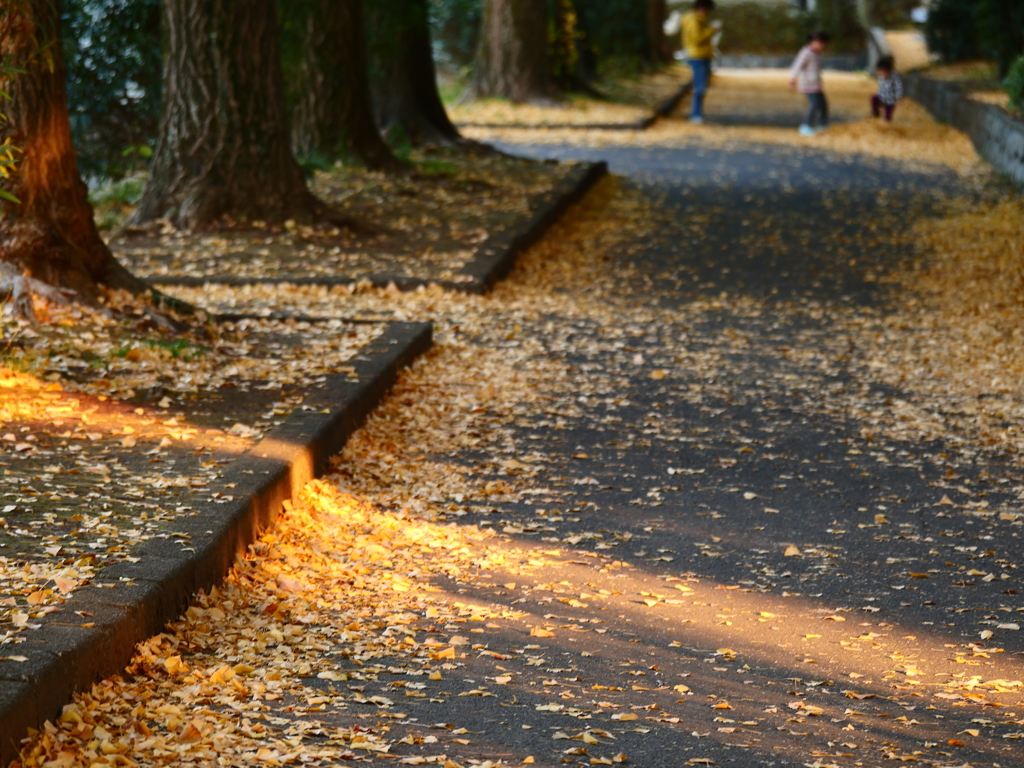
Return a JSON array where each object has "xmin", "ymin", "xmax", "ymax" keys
[{"xmin": 18, "ymin": 72, "xmax": 1023, "ymax": 768}]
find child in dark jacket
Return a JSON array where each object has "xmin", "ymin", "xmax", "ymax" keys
[{"xmin": 872, "ymin": 56, "xmax": 904, "ymax": 122}]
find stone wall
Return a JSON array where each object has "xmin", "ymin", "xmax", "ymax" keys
[{"xmin": 905, "ymin": 73, "xmax": 1024, "ymax": 187}]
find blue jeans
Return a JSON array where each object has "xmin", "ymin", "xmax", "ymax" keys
[
  {"xmin": 804, "ymin": 92, "xmax": 829, "ymax": 127},
  {"xmin": 688, "ymin": 58, "xmax": 711, "ymax": 118}
]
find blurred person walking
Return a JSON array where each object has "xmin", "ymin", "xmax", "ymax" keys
[
  {"xmin": 682, "ymin": 0, "xmax": 721, "ymax": 124},
  {"xmin": 790, "ymin": 31, "xmax": 831, "ymax": 136}
]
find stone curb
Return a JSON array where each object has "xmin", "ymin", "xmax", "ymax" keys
[
  {"xmin": 636, "ymin": 80, "xmax": 694, "ymax": 130},
  {"xmin": 0, "ymin": 321, "xmax": 433, "ymax": 766},
  {"xmin": 456, "ymin": 160, "xmax": 608, "ymax": 294},
  {"xmin": 149, "ymin": 161, "xmax": 608, "ymax": 296},
  {"xmin": 454, "ymin": 81, "xmax": 693, "ymax": 132},
  {"xmin": 904, "ymin": 73, "xmax": 1024, "ymax": 188}
]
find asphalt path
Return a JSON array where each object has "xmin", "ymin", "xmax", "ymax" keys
[{"xmin": 300, "ymin": 139, "xmax": 1024, "ymax": 767}]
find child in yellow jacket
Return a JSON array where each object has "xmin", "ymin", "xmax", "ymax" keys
[{"xmin": 682, "ymin": 0, "xmax": 720, "ymax": 123}]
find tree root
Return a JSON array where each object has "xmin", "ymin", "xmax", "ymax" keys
[
  {"xmin": 0, "ymin": 261, "xmax": 199, "ymax": 339},
  {"xmin": 0, "ymin": 261, "xmax": 76, "ymax": 326}
]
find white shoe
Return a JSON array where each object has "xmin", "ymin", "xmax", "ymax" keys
[
  {"xmin": 798, "ymin": 124, "xmax": 816, "ymax": 137},
  {"xmin": 690, "ymin": 116, "xmax": 705, "ymax": 125}
]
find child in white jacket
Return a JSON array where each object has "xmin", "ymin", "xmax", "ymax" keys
[{"xmin": 789, "ymin": 32, "xmax": 831, "ymax": 136}]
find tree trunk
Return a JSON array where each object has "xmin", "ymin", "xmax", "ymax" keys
[
  {"xmin": 367, "ymin": 0, "xmax": 461, "ymax": 146},
  {"xmin": 854, "ymin": 0, "xmax": 873, "ymax": 29},
  {"xmin": 573, "ymin": 2, "xmax": 599, "ymax": 84},
  {"xmin": 0, "ymin": 0, "xmax": 142, "ymax": 301},
  {"xmin": 471, "ymin": 0, "xmax": 556, "ymax": 103},
  {"xmin": 131, "ymin": 0, "xmax": 329, "ymax": 230},
  {"xmin": 290, "ymin": 0, "xmax": 404, "ymax": 170},
  {"xmin": 646, "ymin": 0, "xmax": 672, "ymax": 66}
]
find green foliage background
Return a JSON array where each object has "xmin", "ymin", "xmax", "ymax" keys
[
  {"xmin": 430, "ymin": 0, "xmax": 483, "ymax": 67},
  {"xmin": 925, "ymin": 0, "xmax": 1024, "ymax": 79},
  {"xmin": 429, "ymin": 0, "xmax": 655, "ymax": 77},
  {"xmin": 61, "ymin": 0, "xmax": 161, "ymax": 179},
  {"xmin": 1005, "ymin": 55, "xmax": 1024, "ymax": 113}
]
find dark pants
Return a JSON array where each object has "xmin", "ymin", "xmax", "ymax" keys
[
  {"xmin": 871, "ymin": 95, "xmax": 896, "ymax": 121},
  {"xmin": 689, "ymin": 58, "xmax": 711, "ymax": 118},
  {"xmin": 804, "ymin": 92, "xmax": 828, "ymax": 127}
]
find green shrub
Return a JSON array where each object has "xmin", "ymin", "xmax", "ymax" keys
[
  {"xmin": 925, "ymin": 0, "xmax": 1024, "ymax": 77},
  {"xmin": 925, "ymin": 0, "xmax": 980, "ymax": 63},
  {"xmin": 1005, "ymin": 55, "xmax": 1024, "ymax": 113},
  {"xmin": 975, "ymin": 0, "xmax": 1024, "ymax": 79},
  {"xmin": 88, "ymin": 174, "xmax": 147, "ymax": 231},
  {"xmin": 430, "ymin": 0, "xmax": 483, "ymax": 67},
  {"xmin": 62, "ymin": 0, "xmax": 162, "ymax": 180},
  {"xmin": 89, "ymin": 175, "xmax": 147, "ymax": 207}
]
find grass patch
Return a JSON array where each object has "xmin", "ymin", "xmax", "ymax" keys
[
  {"xmin": 89, "ymin": 174, "xmax": 147, "ymax": 231},
  {"xmin": 116, "ymin": 338, "xmax": 206, "ymax": 362},
  {"xmin": 296, "ymin": 153, "xmax": 337, "ymax": 179}
]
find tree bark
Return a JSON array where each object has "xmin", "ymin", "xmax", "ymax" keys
[
  {"xmin": 290, "ymin": 0, "xmax": 404, "ymax": 170},
  {"xmin": 549, "ymin": 0, "xmax": 575, "ymax": 89},
  {"xmin": 131, "ymin": 0, "xmax": 329, "ymax": 230},
  {"xmin": 471, "ymin": 0, "xmax": 557, "ymax": 103},
  {"xmin": 573, "ymin": 2, "xmax": 599, "ymax": 84},
  {"xmin": 854, "ymin": 0, "xmax": 873, "ymax": 29},
  {"xmin": 0, "ymin": 0, "xmax": 142, "ymax": 302},
  {"xmin": 646, "ymin": 0, "xmax": 672, "ymax": 66},
  {"xmin": 367, "ymin": 0, "xmax": 461, "ymax": 146}
]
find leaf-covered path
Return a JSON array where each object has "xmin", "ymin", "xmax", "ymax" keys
[{"xmin": 17, "ymin": 73, "xmax": 1024, "ymax": 768}]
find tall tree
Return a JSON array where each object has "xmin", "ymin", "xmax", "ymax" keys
[
  {"xmin": 550, "ymin": 0, "xmax": 579, "ymax": 89},
  {"xmin": 471, "ymin": 0, "xmax": 556, "ymax": 102},
  {"xmin": 1, "ymin": 0, "xmax": 143, "ymax": 316},
  {"xmin": 131, "ymin": 0, "xmax": 334, "ymax": 230},
  {"xmin": 287, "ymin": 0, "xmax": 403, "ymax": 170},
  {"xmin": 646, "ymin": 0, "xmax": 671, "ymax": 66},
  {"xmin": 367, "ymin": 0, "xmax": 461, "ymax": 146}
]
